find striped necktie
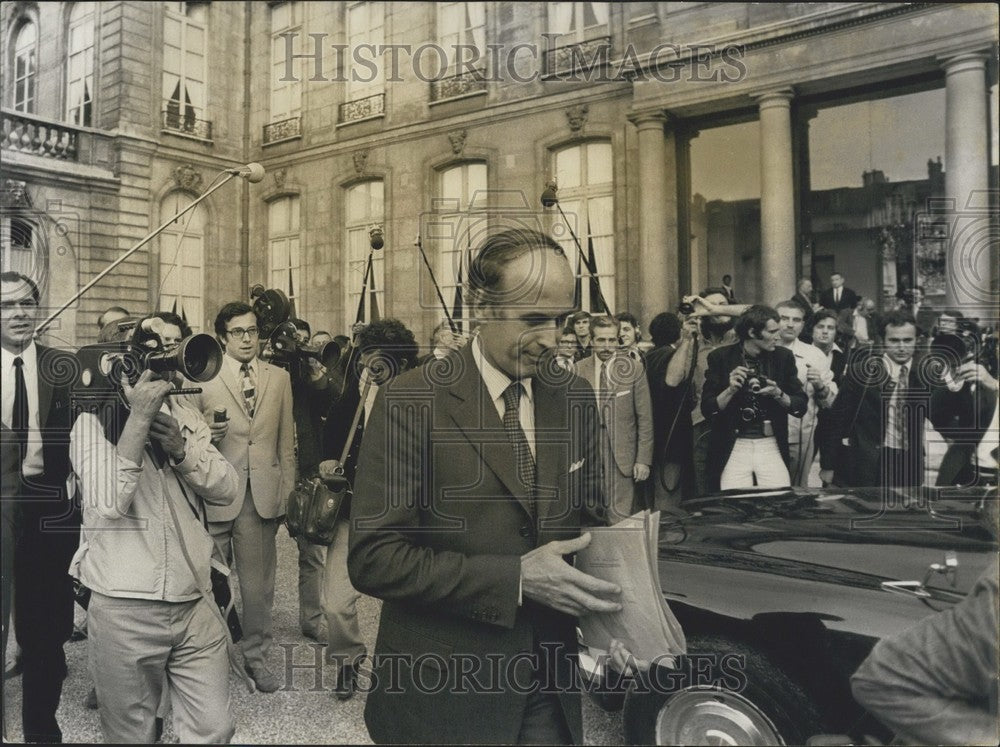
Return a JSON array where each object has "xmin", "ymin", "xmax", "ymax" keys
[
  {"xmin": 501, "ymin": 382, "xmax": 536, "ymax": 519},
  {"xmin": 240, "ymin": 362, "xmax": 256, "ymax": 417}
]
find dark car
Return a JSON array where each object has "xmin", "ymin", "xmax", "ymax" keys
[{"xmin": 578, "ymin": 485, "xmax": 997, "ymax": 746}]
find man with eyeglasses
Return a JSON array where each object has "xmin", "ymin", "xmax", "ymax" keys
[
  {"xmin": 183, "ymin": 302, "xmax": 295, "ymax": 693},
  {"xmin": 1, "ymin": 271, "xmax": 80, "ymax": 741}
]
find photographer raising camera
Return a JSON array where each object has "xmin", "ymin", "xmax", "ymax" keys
[
  {"xmin": 701, "ymin": 305, "xmax": 808, "ymax": 491},
  {"xmin": 68, "ymin": 314, "xmax": 241, "ymax": 743}
]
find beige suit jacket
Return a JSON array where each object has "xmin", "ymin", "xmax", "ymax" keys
[
  {"xmin": 576, "ymin": 353, "xmax": 654, "ymax": 473},
  {"xmin": 184, "ymin": 356, "xmax": 296, "ymax": 522}
]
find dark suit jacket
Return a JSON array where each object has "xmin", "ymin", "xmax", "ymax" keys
[
  {"xmin": 827, "ymin": 351, "xmax": 964, "ymax": 487},
  {"xmin": 820, "ymin": 285, "xmax": 859, "ymax": 313},
  {"xmin": 700, "ymin": 344, "xmax": 807, "ymax": 493},
  {"xmin": 20, "ymin": 345, "xmax": 77, "ymax": 542},
  {"xmin": 934, "ymin": 383, "xmax": 998, "ymax": 486},
  {"xmin": 644, "ymin": 344, "xmax": 695, "ymax": 496},
  {"xmin": 348, "ymin": 345, "xmax": 604, "ymax": 745}
]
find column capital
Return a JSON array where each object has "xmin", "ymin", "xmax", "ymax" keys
[
  {"xmin": 752, "ymin": 87, "xmax": 795, "ymax": 109},
  {"xmin": 627, "ymin": 109, "xmax": 670, "ymax": 130},
  {"xmin": 938, "ymin": 50, "xmax": 990, "ymax": 76}
]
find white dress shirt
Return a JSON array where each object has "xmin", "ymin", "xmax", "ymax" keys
[
  {"xmin": 471, "ymin": 337, "xmax": 535, "ymax": 460},
  {"xmin": 2, "ymin": 341, "xmax": 44, "ymax": 476}
]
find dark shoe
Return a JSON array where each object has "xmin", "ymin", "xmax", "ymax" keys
[
  {"xmin": 335, "ymin": 661, "xmax": 358, "ymax": 701},
  {"xmin": 84, "ymin": 686, "xmax": 98, "ymax": 710},
  {"xmin": 154, "ymin": 717, "xmax": 164, "ymax": 742},
  {"xmin": 3, "ymin": 655, "xmax": 22, "ymax": 680},
  {"xmin": 244, "ymin": 663, "xmax": 280, "ymax": 693}
]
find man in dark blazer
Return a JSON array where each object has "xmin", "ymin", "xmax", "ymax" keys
[
  {"xmin": 1, "ymin": 271, "xmax": 79, "ymax": 742},
  {"xmin": 788, "ymin": 278, "xmax": 817, "ymax": 343},
  {"xmin": 701, "ymin": 305, "xmax": 808, "ymax": 492},
  {"xmin": 349, "ymin": 229, "xmax": 630, "ymax": 745},
  {"xmin": 820, "ymin": 271, "xmax": 859, "ymax": 314},
  {"xmin": 828, "ymin": 311, "xmax": 963, "ymax": 489}
]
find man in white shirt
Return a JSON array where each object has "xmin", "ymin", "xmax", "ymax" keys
[{"xmin": 775, "ymin": 301, "xmax": 837, "ymax": 486}]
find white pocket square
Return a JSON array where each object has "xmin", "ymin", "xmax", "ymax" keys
[{"xmin": 568, "ymin": 459, "xmax": 585, "ymax": 473}]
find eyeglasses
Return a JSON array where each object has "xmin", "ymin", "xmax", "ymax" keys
[{"xmin": 227, "ymin": 327, "xmax": 260, "ymax": 339}]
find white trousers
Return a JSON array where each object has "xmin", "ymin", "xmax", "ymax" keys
[{"xmin": 720, "ymin": 437, "xmax": 791, "ymax": 491}]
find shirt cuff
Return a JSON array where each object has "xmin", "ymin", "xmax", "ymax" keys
[
  {"xmin": 518, "ymin": 574, "xmax": 523, "ymax": 606},
  {"xmin": 943, "ymin": 372, "xmax": 964, "ymax": 392}
]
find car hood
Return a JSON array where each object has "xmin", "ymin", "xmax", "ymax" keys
[{"xmin": 660, "ymin": 487, "xmax": 997, "ymax": 598}]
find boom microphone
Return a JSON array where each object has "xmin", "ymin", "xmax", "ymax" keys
[{"xmin": 226, "ymin": 163, "xmax": 266, "ymax": 182}]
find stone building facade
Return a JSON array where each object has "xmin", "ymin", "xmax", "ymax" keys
[{"xmin": 2, "ymin": 2, "xmax": 996, "ymax": 349}]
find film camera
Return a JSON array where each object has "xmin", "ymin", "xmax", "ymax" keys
[
  {"xmin": 931, "ymin": 318, "xmax": 980, "ymax": 369},
  {"xmin": 249, "ymin": 285, "xmax": 341, "ymax": 375},
  {"xmin": 738, "ymin": 361, "xmax": 767, "ymax": 423},
  {"xmin": 73, "ymin": 315, "xmax": 223, "ymax": 403}
]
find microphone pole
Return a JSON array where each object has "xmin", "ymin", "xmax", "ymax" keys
[
  {"xmin": 414, "ymin": 235, "xmax": 457, "ymax": 334},
  {"xmin": 35, "ymin": 166, "xmax": 262, "ymax": 338},
  {"xmin": 541, "ymin": 182, "xmax": 612, "ymax": 317}
]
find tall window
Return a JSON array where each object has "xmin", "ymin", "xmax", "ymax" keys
[
  {"xmin": 346, "ymin": 2, "xmax": 384, "ymax": 102},
  {"xmin": 1, "ymin": 217, "xmax": 36, "ymax": 276},
  {"xmin": 270, "ymin": 1, "xmax": 301, "ymax": 123},
  {"xmin": 435, "ymin": 163, "xmax": 487, "ymax": 332},
  {"xmin": 13, "ymin": 21, "xmax": 37, "ymax": 113},
  {"xmin": 553, "ymin": 142, "xmax": 615, "ymax": 312},
  {"xmin": 437, "ymin": 2, "xmax": 486, "ymax": 74},
  {"xmin": 345, "ymin": 181, "xmax": 384, "ymax": 323},
  {"xmin": 66, "ymin": 2, "xmax": 96, "ymax": 126},
  {"xmin": 547, "ymin": 2, "xmax": 610, "ymax": 41},
  {"xmin": 158, "ymin": 193, "xmax": 205, "ymax": 330},
  {"xmin": 163, "ymin": 1, "xmax": 208, "ymax": 132},
  {"xmin": 268, "ymin": 196, "xmax": 301, "ymax": 312}
]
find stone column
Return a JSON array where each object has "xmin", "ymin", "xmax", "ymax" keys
[
  {"xmin": 941, "ymin": 52, "xmax": 993, "ymax": 313},
  {"xmin": 630, "ymin": 111, "xmax": 677, "ymax": 323},
  {"xmin": 755, "ymin": 89, "xmax": 797, "ymax": 304}
]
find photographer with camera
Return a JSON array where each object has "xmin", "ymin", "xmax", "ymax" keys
[
  {"xmin": 316, "ymin": 318, "xmax": 418, "ymax": 700},
  {"xmin": 701, "ymin": 305, "xmax": 807, "ymax": 492},
  {"xmin": 931, "ymin": 316, "xmax": 999, "ymax": 487},
  {"xmin": 68, "ymin": 314, "xmax": 240, "ymax": 743}
]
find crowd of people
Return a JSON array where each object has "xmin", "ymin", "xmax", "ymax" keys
[{"xmin": 1, "ymin": 246, "xmax": 997, "ymax": 744}]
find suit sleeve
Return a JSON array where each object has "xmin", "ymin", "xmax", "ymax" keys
[
  {"xmin": 701, "ymin": 349, "xmax": 728, "ymax": 420},
  {"xmin": 348, "ymin": 388, "xmax": 522, "ymax": 629},
  {"xmin": 277, "ymin": 371, "xmax": 296, "ymax": 513},
  {"xmin": 779, "ymin": 353, "xmax": 808, "ymax": 418},
  {"xmin": 633, "ymin": 369, "xmax": 654, "ymax": 466},
  {"xmin": 851, "ymin": 566, "xmax": 999, "ymax": 745}
]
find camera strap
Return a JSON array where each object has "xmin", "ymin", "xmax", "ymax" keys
[{"xmin": 156, "ymin": 460, "xmax": 255, "ymax": 692}]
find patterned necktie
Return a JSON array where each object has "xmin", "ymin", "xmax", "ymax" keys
[
  {"xmin": 12, "ymin": 356, "xmax": 28, "ymax": 461},
  {"xmin": 240, "ymin": 362, "xmax": 256, "ymax": 417},
  {"xmin": 501, "ymin": 382, "xmax": 536, "ymax": 516},
  {"xmin": 897, "ymin": 364, "xmax": 908, "ymax": 451},
  {"xmin": 600, "ymin": 360, "xmax": 611, "ymax": 396}
]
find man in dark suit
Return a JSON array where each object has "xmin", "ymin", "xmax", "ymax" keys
[
  {"xmin": 788, "ymin": 278, "xmax": 817, "ymax": 342},
  {"xmin": 828, "ymin": 311, "xmax": 962, "ymax": 489},
  {"xmin": 1, "ymin": 271, "xmax": 79, "ymax": 742},
  {"xmin": 701, "ymin": 305, "xmax": 808, "ymax": 492},
  {"xmin": 721, "ymin": 274, "xmax": 737, "ymax": 303},
  {"xmin": 349, "ymin": 228, "xmax": 631, "ymax": 745},
  {"xmin": 820, "ymin": 271, "xmax": 859, "ymax": 314},
  {"xmin": 643, "ymin": 312, "xmax": 699, "ymax": 512}
]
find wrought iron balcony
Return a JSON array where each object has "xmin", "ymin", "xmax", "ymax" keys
[
  {"xmin": 263, "ymin": 116, "xmax": 301, "ymax": 145},
  {"xmin": 1, "ymin": 109, "xmax": 79, "ymax": 160},
  {"xmin": 430, "ymin": 68, "xmax": 487, "ymax": 102},
  {"xmin": 338, "ymin": 93, "xmax": 384, "ymax": 124},
  {"xmin": 543, "ymin": 35, "xmax": 612, "ymax": 77},
  {"xmin": 162, "ymin": 108, "xmax": 213, "ymax": 141}
]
